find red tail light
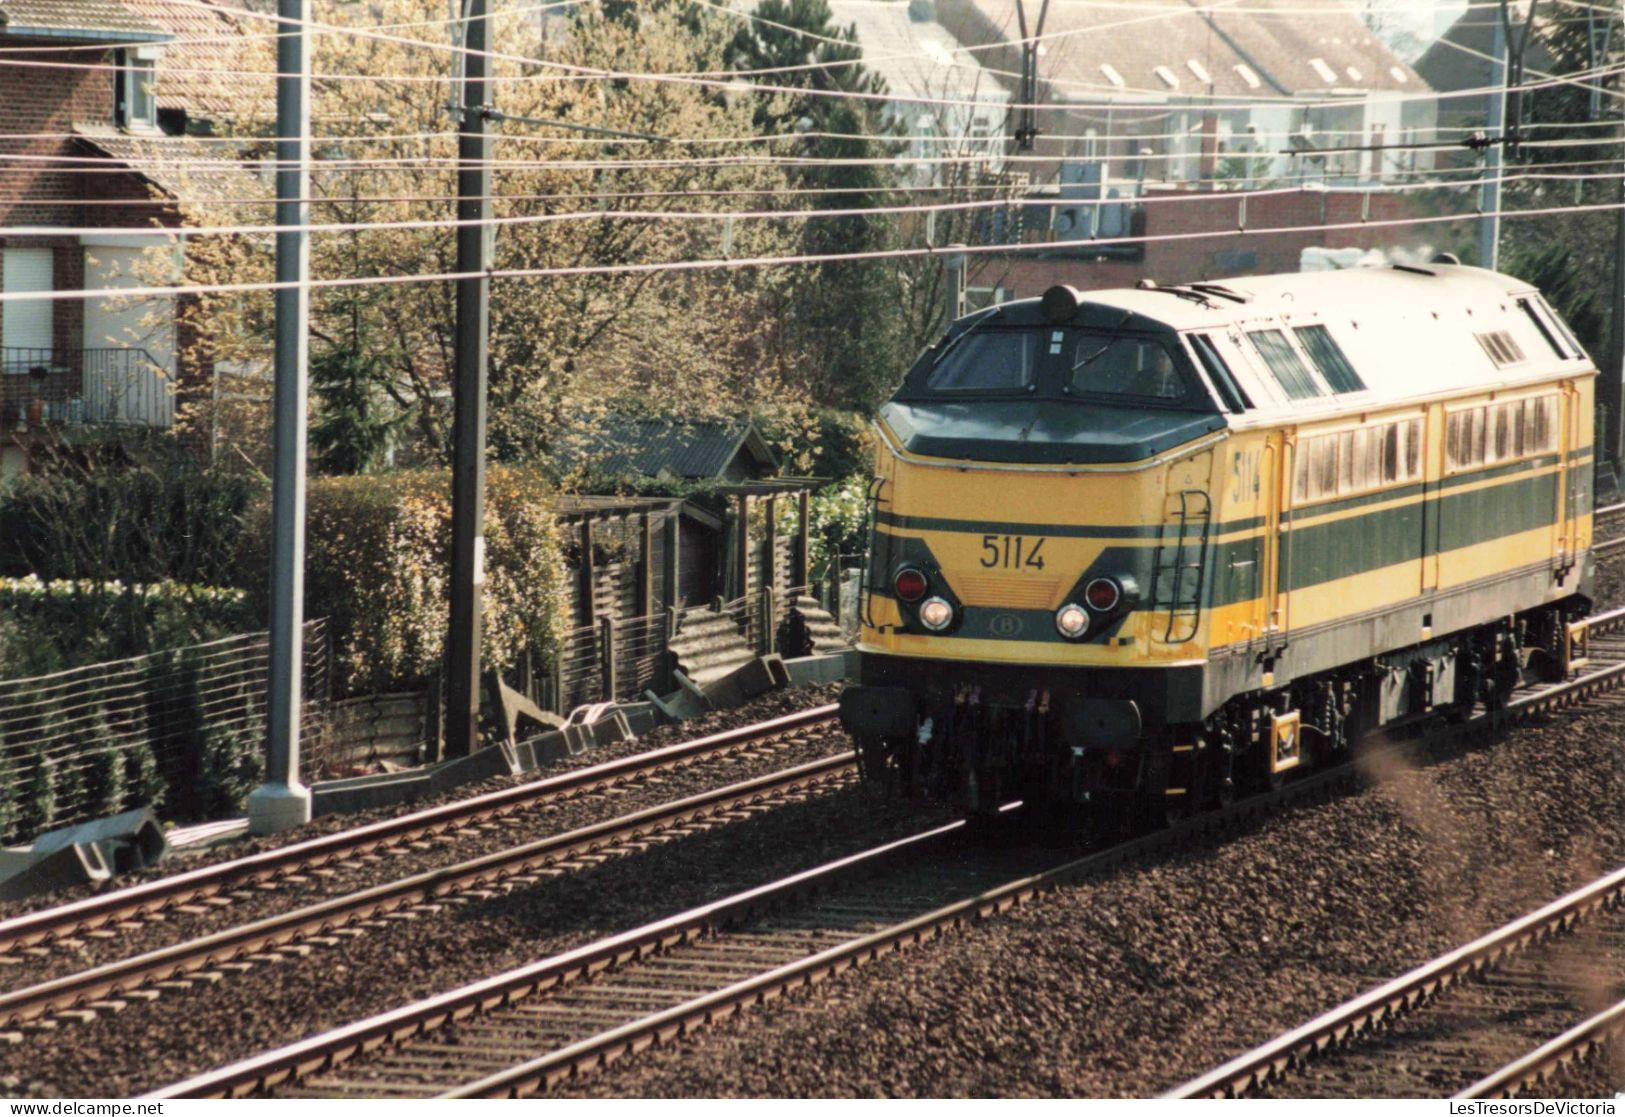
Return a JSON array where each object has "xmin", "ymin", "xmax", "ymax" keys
[
  {"xmin": 894, "ymin": 568, "xmax": 928, "ymax": 602},
  {"xmin": 1084, "ymin": 577, "xmax": 1121, "ymax": 612}
]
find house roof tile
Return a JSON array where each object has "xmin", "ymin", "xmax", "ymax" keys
[{"xmin": 0, "ymin": 0, "xmax": 168, "ymax": 41}]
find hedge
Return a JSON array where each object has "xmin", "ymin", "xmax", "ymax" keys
[{"xmin": 240, "ymin": 467, "xmax": 572, "ymax": 696}]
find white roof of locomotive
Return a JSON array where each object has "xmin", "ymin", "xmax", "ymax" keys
[{"xmin": 1075, "ymin": 265, "xmax": 1594, "ymax": 424}]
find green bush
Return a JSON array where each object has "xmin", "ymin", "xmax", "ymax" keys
[
  {"xmin": 241, "ymin": 467, "xmax": 571, "ymax": 696},
  {"xmin": 777, "ymin": 474, "xmax": 872, "ymax": 581},
  {"xmin": 199, "ymin": 715, "xmax": 265, "ymax": 818},
  {"xmin": 0, "ymin": 744, "xmax": 17, "ymax": 841},
  {"xmin": 124, "ymin": 738, "xmax": 166, "ymax": 813},
  {"xmin": 18, "ymin": 752, "xmax": 57, "ymax": 839},
  {"xmin": 0, "ymin": 576, "xmax": 253, "ymax": 673},
  {"xmin": 85, "ymin": 742, "xmax": 127, "ymax": 818},
  {"xmin": 0, "ymin": 466, "xmax": 265, "ymax": 587}
]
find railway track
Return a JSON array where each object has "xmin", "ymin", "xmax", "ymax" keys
[
  {"xmin": 142, "ymin": 606, "xmax": 1625, "ymax": 1099},
  {"xmin": 1590, "ymin": 501, "xmax": 1625, "ymax": 554},
  {"xmin": 0, "ymin": 704, "xmax": 837, "ymax": 959},
  {"xmin": 1166, "ymin": 866, "xmax": 1625, "ymax": 1099},
  {"xmin": 0, "ymin": 750, "xmax": 860, "ymax": 1034}
]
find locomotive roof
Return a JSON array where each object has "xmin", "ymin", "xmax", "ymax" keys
[{"xmin": 995, "ymin": 264, "xmax": 1594, "ymax": 426}]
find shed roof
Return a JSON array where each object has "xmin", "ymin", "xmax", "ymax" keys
[{"xmin": 566, "ymin": 416, "xmax": 779, "ymax": 481}]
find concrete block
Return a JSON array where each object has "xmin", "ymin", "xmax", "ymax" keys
[
  {"xmin": 701, "ymin": 655, "xmax": 789, "ymax": 710},
  {"xmin": 426, "ymin": 741, "xmax": 520, "ymax": 795},
  {"xmin": 31, "ymin": 808, "xmax": 169, "ymax": 873},
  {"xmin": 0, "ymin": 842, "xmax": 111, "ymax": 901},
  {"xmin": 646, "ymin": 675, "xmax": 711, "ymax": 722},
  {"xmin": 783, "ymin": 649, "xmax": 857, "ymax": 687},
  {"xmin": 311, "ymin": 770, "xmax": 434, "ymax": 818}
]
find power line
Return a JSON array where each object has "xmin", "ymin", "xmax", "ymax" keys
[{"xmin": 4, "ymin": 193, "xmax": 1622, "ymax": 306}]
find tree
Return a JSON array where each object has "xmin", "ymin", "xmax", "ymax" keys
[
  {"xmin": 169, "ymin": 0, "xmax": 819, "ymax": 470},
  {"xmin": 727, "ymin": 0, "xmax": 905, "ymax": 408},
  {"xmin": 1499, "ymin": 4, "xmax": 1622, "ymax": 356}
]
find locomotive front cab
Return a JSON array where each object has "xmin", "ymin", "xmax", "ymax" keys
[{"xmin": 840, "ymin": 286, "xmax": 1236, "ymax": 816}]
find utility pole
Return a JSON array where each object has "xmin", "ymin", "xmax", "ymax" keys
[
  {"xmin": 943, "ymin": 245, "xmax": 966, "ymax": 327},
  {"xmin": 1012, "ymin": 0, "xmax": 1050, "ymax": 151},
  {"xmin": 1478, "ymin": 5, "xmax": 1506, "ymax": 272},
  {"xmin": 247, "ymin": 0, "xmax": 313, "ymax": 834},
  {"xmin": 445, "ymin": 0, "xmax": 491, "ymax": 759}
]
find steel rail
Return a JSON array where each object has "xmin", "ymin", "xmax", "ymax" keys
[
  {"xmin": 142, "ymin": 610, "xmax": 1625, "ymax": 1100},
  {"xmin": 0, "ymin": 750, "xmax": 856, "ymax": 1028},
  {"xmin": 1166, "ymin": 865, "xmax": 1625, "ymax": 1098},
  {"xmin": 143, "ymin": 820, "xmax": 967, "ymax": 1100},
  {"xmin": 143, "ymin": 731, "xmax": 1495, "ymax": 1100},
  {"xmin": 0, "ymin": 704, "xmax": 838, "ymax": 954},
  {"xmin": 1457, "ymin": 997, "xmax": 1625, "ymax": 1098}
]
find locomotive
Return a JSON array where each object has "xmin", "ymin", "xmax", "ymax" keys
[{"xmin": 837, "ymin": 264, "xmax": 1595, "ymax": 821}]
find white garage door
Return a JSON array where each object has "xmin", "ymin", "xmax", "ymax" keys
[
  {"xmin": 82, "ymin": 245, "xmax": 176, "ymax": 426},
  {"xmin": 2, "ymin": 247, "xmax": 55, "ymax": 362}
]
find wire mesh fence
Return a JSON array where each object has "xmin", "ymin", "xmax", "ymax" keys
[{"xmin": 0, "ymin": 620, "xmax": 330, "ymax": 846}]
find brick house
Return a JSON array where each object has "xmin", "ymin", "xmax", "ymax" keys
[
  {"xmin": 960, "ymin": 185, "xmax": 1446, "ymax": 306},
  {"xmin": 0, "ymin": 0, "xmax": 264, "ymax": 479}
]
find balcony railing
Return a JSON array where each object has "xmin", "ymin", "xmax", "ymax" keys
[{"xmin": 0, "ymin": 347, "xmax": 175, "ymax": 431}]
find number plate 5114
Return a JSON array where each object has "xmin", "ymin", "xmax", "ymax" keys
[{"xmin": 980, "ymin": 534, "xmax": 1047, "ymax": 570}]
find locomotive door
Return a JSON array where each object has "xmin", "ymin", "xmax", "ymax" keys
[{"xmin": 1225, "ymin": 433, "xmax": 1288, "ymax": 654}]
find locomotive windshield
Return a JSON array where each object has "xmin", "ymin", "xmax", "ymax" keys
[
  {"xmin": 926, "ymin": 330, "xmax": 1038, "ymax": 392},
  {"xmin": 920, "ymin": 326, "xmax": 1193, "ymax": 405},
  {"xmin": 1069, "ymin": 335, "xmax": 1187, "ymax": 401}
]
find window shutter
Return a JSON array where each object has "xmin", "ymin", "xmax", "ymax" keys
[{"xmin": 2, "ymin": 247, "xmax": 55, "ymax": 360}]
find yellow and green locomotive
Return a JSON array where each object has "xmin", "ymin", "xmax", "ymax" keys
[{"xmin": 838, "ymin": 264, "xmax": 1595, "ymax": 819}]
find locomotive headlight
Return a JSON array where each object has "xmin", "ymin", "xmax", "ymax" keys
[
  {"xmin": 1055, "ymin": 602, "xmax": 1089, "ymax": 638},
  {"xmin": 918, "ymin": 596, "xmax": 955, "ymax": 631}
]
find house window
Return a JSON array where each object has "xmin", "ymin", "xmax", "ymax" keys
[
  {"xmin": 2, "ymin": 247, "xmax": 55, "ymax": 368},
  {"xmin": 115, "ymin": 51, "xmax": 158, "ymax": 130}
]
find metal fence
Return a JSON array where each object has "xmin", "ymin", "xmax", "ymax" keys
[
  {"xmin": 0, "ymin": 620, "xmax": 329, "ymax": 845},
  {"xmin": 1, "ymin": 346, "xmax": 174, "ymax": 430}
]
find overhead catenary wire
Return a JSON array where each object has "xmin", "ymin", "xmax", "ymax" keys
[
  {"xmin": 4, "ymin": 194, "xmax": 1624, "ymax": 307},
  {"xmin": 6, "ymin": 156, "xmax": 1625, "ymax": 241}
]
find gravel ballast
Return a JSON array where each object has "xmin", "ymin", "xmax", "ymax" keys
[
  {"xmin": 544, "ymin": 697, "xmax": 1625, "ymax": 1098},
  {"xmin": 1, "ymin": 783, "xmax": 953, "ymax": 1097}
]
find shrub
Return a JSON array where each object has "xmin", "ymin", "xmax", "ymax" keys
[
  {"xmin": 199, "ymin": 715, "xmax": 265, "ymax": 818},
  {"xmin": 124, "ymin": 738, "xmax": 166, "ymax": 813},
  {"xmin": 17, "ymin": 752, "xmax": 57, "ymax": 840},
  {"xmin": 0, "ymin": 743, "xmax": 17, "ymax": 842},
  {"xmin": 0, "ymin": 576, "xmax": 253, "ymax": 670},
  {"xmin": 144, "ymin": 648, "xmax": 206, "ymax": 818},
  {"xmin": 241, "ymin": 467, "xmax": 571, "ymax": 696},
  {"xmin": 85, "ymin": 743, "xmax": 127, "ymax": 819},
  {"xmin": 0, "ymin": 465, "xmax": 265, "ymax": 587},
  {"xmin": 777, "ymin": 474, "xmax": 872, "ymax": 582}
]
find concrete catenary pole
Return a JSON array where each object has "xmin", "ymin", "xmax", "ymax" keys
[
  {"xmin": 247, "ymin": 0, "xmax": 313, "ymax": 834},
  {"xmin": 445, "ymin": 0, "xmax": 492, "ymax": 758}
]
